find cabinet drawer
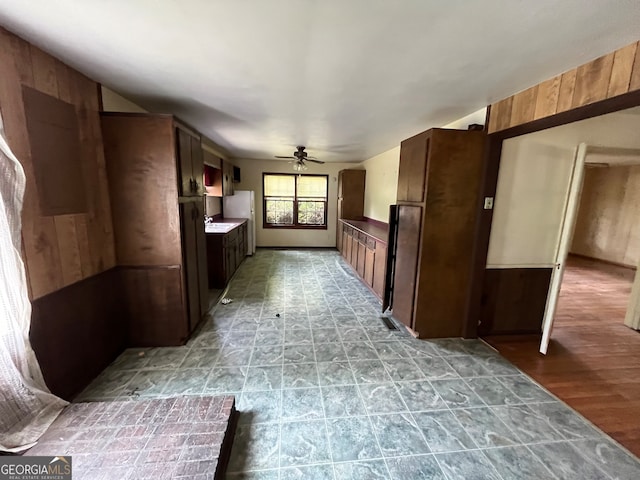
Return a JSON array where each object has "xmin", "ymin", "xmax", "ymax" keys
[{"xmin": 358, "ymin": 232, "xmax": 367, "ymax": 243}]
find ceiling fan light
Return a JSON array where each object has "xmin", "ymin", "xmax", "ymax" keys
[{"xmin": 292, "ymin": 162, "xmax": 308, "ymax": 172}]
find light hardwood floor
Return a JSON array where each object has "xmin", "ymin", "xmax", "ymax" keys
[{"xmin": 484, "ymin": 255, "xmax": 640, "ymax": 457}]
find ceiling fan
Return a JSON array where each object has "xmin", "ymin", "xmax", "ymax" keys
[{"xmin": 275, "ymin": 146, "xmax": 324, "ymax": 171}]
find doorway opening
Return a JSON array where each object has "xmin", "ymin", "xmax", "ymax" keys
[{"xmin": 480, "ymin": 105, "xmax": 640, "ymax": 456}]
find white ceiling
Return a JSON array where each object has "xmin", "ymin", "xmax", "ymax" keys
[{"xmin": 0, "ymin": 1, "xmax": 639, "ymax": 163}]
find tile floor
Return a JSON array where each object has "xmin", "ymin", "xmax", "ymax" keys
[{"xmin": 77, "ymin": 250, "xmax": 640, "ymax": 480}]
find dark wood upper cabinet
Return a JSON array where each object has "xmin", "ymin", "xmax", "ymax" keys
[
  {"xmin": 337, "ymin": 169, "xmax": 365, "ymax": 252},
  {"xmin": 397, "ymin": 132, "xmax": 429, "ymax": 203},
  {"xmin": 391, "ymin": 128, "xmax": 485, "ymax": 338},
  {"xmin": 337, "ymin": 169, "xmax": 366, "ymax": 219},
  {"xmin": 175, "ymin": 125, "xmax": 203, "ymax": 197},
  {"xmin": 221, "ymin": 159, "xmax": 235, "ymax": 196}
]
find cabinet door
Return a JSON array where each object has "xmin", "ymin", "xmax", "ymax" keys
[
  {"xmin": 191, "ymin": 135, "xmax": 204, "ymax": 196},
  {"xmin": 235, "ymin": 228, "xmax": 244, "ymax": 266},
  {"xmin": 397, "ymin": 134, "xmax": 429, "ymax": 203},
  {"xmin": 180, "ymin": 202, "xmax": 201, "ymax": 332},
  {"xmin": 339, "ymin": 170, "xmax": 365, "ymax": 219},
  {"xmin": 350, "ymin": 232, "xmax": 359, "ymax": 268},
  {"xmin": 344, "ymin": 229, "xmax": 352, "ymax": 261},
  {"xmin": 342, "ymin": 227, "xmax": 349, "ymax": 259},
  {"xmin": 224, "ymin": 244, "xmax": 233, "ymax": 284},
  {"xmin": 392, "ymin": 205, "xmax": 422, "ymax": 328},
  {"xmin": 373, "ymin": 241, "xmax": 386, "ymax": 299},
  {"xmin": 194, "ymin": 199, "xmax": 209, "ymax": 318},
  {"xmin": 222, "ymin": 160, "xmax": 234, "ymax": 196},
  {"xmin": 176, "ymin": 128, "xmax": 194, "ymax": 196},
  {"xmin": 357, "ymin": 238, "xmax": 366, "ymax": 277},
  {"xmin": 364, "ymin": 239, "xmax": 375, "ymax": 287}
]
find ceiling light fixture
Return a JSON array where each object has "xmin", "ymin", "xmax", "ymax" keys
[{"xmin": 292, "ymin": 162, "xmax": 308, "ymax": 172}]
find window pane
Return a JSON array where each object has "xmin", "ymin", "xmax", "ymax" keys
[
  {"xmin": 297, "ymin": 176, "xmax": 327, "ymax": 198},
  {"xmin": 298, "ymin": 201, "xmax": 325, "ymax": 225},
  {"xmin": 264, "ymin": 175, "xmax": 295, "ymax": 196},
  {"xmin": 266, "ymin": 199, "xmax": 294, "ymax": 224}
]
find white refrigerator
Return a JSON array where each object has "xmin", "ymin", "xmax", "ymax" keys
[{"xmin": 223, "ymin": 190, "xmax": 256, "ymax": 255}]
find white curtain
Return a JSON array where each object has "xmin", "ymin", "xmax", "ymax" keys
[{"xmin": 0, "ymin": 111, "xmax": 67, "ymax": 452}]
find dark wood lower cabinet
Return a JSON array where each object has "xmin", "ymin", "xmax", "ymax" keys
[
  {"xmin": 339, "ymin": 219, "xmax": 388, "ymax": 303},
  {"xmin": 207, "ymin": 222, "xmax": 248, "ymax": 288}
]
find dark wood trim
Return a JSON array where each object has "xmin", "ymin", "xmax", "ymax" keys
[
  {"xmin": 97, "ymin": 83, "xmax": 103, "ymax": 111},
  {"xmin": 465, "ymin": 88, "xmax": 640, "ymax": 339},
  {"xmin": 262, "ymin": 222, "xmax": 328, "ymax": 230},
  {"xmin": 483, "ymin": 104, "xmax": 491, "ymax": 130},
  {"xmin": 100, "ymin": 111, "xmax": 173, "ymax": 119},
  {"xmin": 463, "ymin": 136, "xmax": 502, "ymax": 338},
  {"xmin": 493, "ymin": 88, "xmax": 640, "ymax": 141}
]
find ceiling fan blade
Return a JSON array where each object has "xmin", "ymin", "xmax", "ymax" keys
[
  {"xmin": 275, "ymin": 156, "xmax": 296, "ymax": 159},
  {"xmin": 306, "ymin": 158, "xmax": 325, "ymax": 164}
]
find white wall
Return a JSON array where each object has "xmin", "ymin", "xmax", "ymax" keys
[
  {"xmin": 359, "ymin": 147, "xmax": 400, "ymax": 222},
  {"xmin": 487, "ymin": 106, "xmax": 640, "ymax": 268},
  {"xmin": 487, "ymin": 137, "xmax": 575, "ymax": 267},
  {"xmin": 231, "ymin": 158, "xmax": 354, "ymax": 247},
  {"xmin": 443, "ymin": 107, "xmax": 487, "ymax": 130},
  {"xmin": 101, "ymin": 86, "xmax": 148, "ymax": 112},
  {"xmin": 355, "ymin": 107, "xmax": 488, "ymax": 224}
]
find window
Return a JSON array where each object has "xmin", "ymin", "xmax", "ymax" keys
[{"xmin": 263, "ymin": 173, "xmax": 328, "ymax": 228}]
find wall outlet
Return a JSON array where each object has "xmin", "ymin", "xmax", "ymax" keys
[{"xmin": 484, "ymin": 197, "xmax": 494, "ymax": 210}]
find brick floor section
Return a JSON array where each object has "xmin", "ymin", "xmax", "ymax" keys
[{"xmin": 25, "ymin": 395, "xmax": 237, "ymax": 480}]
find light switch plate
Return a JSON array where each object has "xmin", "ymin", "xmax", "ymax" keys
[{"xmin": 484, "ymin": 197, "xmax": 494, "ymax": 209}]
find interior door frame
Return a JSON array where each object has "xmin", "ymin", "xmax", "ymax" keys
[{"xmin": 464, "ymin": 89, "xmax": 640, "ymax": 339}]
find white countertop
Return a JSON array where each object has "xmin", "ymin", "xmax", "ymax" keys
[{"xmin": 204, "ymin": 218, "xmax": 247, "ymax": 234}]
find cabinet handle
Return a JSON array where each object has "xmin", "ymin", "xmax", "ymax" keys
[{"xmin": 193, "ymin": 180, "xmax": 199, "ymax": 193}]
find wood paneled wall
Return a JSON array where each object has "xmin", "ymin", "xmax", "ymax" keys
[
  {"xmin": 488, "ymin": 41, "xmax": 640, "ymax": 133},
  {"xmin": 0, "ymin": 27, "xmax": 115, "ymax": 299},
  {"xmin": 30, "ymin": 268, "xmax": 125, "ymax": 400},
  {"xmin": 571, "ymin": 165, "xmax": 640, "ymax": 268}
]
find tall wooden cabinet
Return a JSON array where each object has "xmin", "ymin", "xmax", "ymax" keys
[
  {"xmin": 337, "ymin": 169, "xmax": 366, "ymax": 252},
  {"xmin": 101, "ymin": 113, "xmax": 209, "ymax": 346},
  {"xmin": 391, "ymin": 128, "xmax": 485, "ymax": 338}
]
